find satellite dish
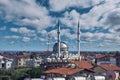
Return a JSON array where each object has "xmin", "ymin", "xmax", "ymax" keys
[{"xmin": 106, "ymin": 70, "xmax": 116, "ymax": 80}]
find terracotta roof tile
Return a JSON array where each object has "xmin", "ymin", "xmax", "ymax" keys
[
  {"xmin": 99, "ymin": 64, "xmax": 120, "ymax": 71},
  {"xmin": 43, "ymin": 67, "xmax": 84, "ymax": 75},
  {"xmin": 71, "ymin": 61, "xmax": 93, "ymax": 69}
]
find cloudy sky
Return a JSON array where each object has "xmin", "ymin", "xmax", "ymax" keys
[{"xmin": 0, "ymin": 0, "xmax": 120, "ymax": 51}]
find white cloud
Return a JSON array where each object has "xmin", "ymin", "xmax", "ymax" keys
[
  {"xmin": 58, "ymin": 2, "xmax": 117, "ymax": 31},
  {"xmin": 4, "ymin": 35, "xmax": 20, "ymax": 39},
  {"xmin": 0, "ymin": 0, "xmax": 120, "ymax": 32},
  {"xmin": 0, "ymin": 26, "xmax": 6, "ymax": 30},
  {"xmin": 48, "ymin": 30, "xmax": 57, "ymax": 39},
  {"xmin": 10, "ymin": 28, "xmax": 18, "ymax": 32},
  {"xmin": 0, "ymin": 0, "xmax": 48, "ymax": 19},
  {"xmin": 109, "ymin": 25, "xmax": 120, "ymax": 33},
  {"xmin": 65, "ymin": 32, "xmax": 77, "ymax": 40},
  {"xmin": 10, "ymin": 27, "xmax": 36, "ymax": 36},
  {"xmin": 48, "ymin": 28, "xmax": 77, "ymax": 40},
  {"xmin": 40, "ymin": 30, "xmax": 47, "ymax": 34},
  {"xmin": 55, "ymin": 0, "xmax": 120, "ymax": 44},
  {"xmin": 38, "ymin": 29, "xmax": 48, "ymax": 37},
  {"xmin": 81, "ymin": 32, "xmax": 120, "ymax": 43},
  {"xmin": 39, "ymin": 38, "xmax": 47, "ymax": 42},
  {"xmin": 1, "ymin": 0, "xmax": 120, "ymax": 50},
  {"xmin": 16, "ymin": 17, "xmax": 53, "ymax": 30},
  {"xmin": 19, "ymin": 27, "xmax": 35, "ymax": 34},
  {"xmin": 60, "ymin": 10, "xmax": 80, "ymax": 30},
  {"xmin": 0, "ymin": 0, "xmax": 53, "ymax": 30},
  {"xmin": 97, "ymin": 43, "xmax": 104, "ymax": 47},
  {"xmin": 100, "ymin": 8, "xmax": 120, "ymax": 29},
  {"xmin": 49, "ymin": 0, "xmax": 105, "ymax": 11},
  {"xmin": 50, "ymin": 0, "xmax": 119, "ymax": 32},
  {"xmin": 9, "ymin": 41, "xmax": 15, "ymax": 45},
  {"xmin": 22, "ymin": 37, "xmax": 30, "ymax": 42}
]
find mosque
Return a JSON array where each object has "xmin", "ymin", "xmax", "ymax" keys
[
  {"xmin": 45, "ymin": 21, "xmax": 81, "ymax": 62},
  {"xmin": 40, "ymin": 21, "xmax": 117, "ymax": 80}
]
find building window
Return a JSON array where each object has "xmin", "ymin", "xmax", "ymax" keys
[
  {"xmin": 19, "ymin": 59, "xmax": 21, "ymax": 61},
  {"xmin": 2, "ymin": 63, "xmax": 5, "ymax": 68},
  {"xmin": 19, "ymin": 63, "xmax": 21, "ymax": 65}
]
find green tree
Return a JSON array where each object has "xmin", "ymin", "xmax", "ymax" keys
[
  {"xmin": 27, "ymin": 68, "xmax": 43, "ymax": 78},
  {"xmin": 0, "ymin": 69, "xmax": 6, "ymax": 75},
  {"xmin": 0, "ymin": 76, "xmax": 11, "ymax": 80},
  {"xmin": 10, "ymin": 68, "xmax": 29, "ymax": 80}
]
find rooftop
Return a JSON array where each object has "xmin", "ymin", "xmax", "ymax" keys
[
  {"xmin": 96, "ymin": 54, "xmax": 106, "ymax": 59},
  {"xmin": 44, "ymin": 67, "xmax": 84, "ymax": 75},
  {"xmin": 71, "ymin": 61, "xmax": 93, "ymax": 69},
  {"xmin": 98, "ymin": 64, "xmax": 120, "ymax": 71}
]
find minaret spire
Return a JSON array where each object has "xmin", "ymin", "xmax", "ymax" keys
[
  {"xmin": 77, "ymin": 20, "xmax": 81, "ymax": 60},
  {"xmin": 57, "ymin": 20, "xmax": 60, "ymax": 57}
]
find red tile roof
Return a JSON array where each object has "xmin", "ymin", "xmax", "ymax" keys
[
  {"xmin": 99, "ymin": 64, "xmax": 120, "ymax": 71},
  {"xmin": 43, "ymin": 67, "xmax": 84, "ymax": 75},
  {"xmin": 44, "ymin": 50, "xmax": 52, "ymax": 54},
  {"xmin": 44, "ymin": 67, "xmax": 94, "ymax": 75},
  {"xmin": 2, "ymin": 54, "xmax": 30, "ymax": 58},
  {"xmin": 71, "ymin": 61, "xmax": 93, "ymax": 69},
  {"xmin": 96, "ymin": 54, "xmax": 106, "ymax": 59}
]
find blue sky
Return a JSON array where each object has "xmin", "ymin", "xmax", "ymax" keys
[{"xmin": 0, "ymin": 0, "xmax": 120, "ymax": 51}]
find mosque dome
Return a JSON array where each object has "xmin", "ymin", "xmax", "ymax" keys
[{"xmin": 53, "ymin": 42, "xmax": 69, "ymax": 56}]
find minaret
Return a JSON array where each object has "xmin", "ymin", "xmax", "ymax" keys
[
  {"xmin": 77, "ymin": 20, "xmax": 81, "ymax": 60},
  {"xmin": 57, "ymin": 20, "xmax": 60, "ymax": 57},
  {"xmin": 47, "ymin": 34, "xmax": 50, "ymax": 51}
]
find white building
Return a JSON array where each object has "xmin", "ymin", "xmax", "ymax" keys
[
  {"xmin": 32, "ymin": 57, "xmax": 43, "ymax": 67},
  {"xmin": 4, "ymin": 59, "xmax": 13, "ymax": 69},
  {"xmin": 0, "ymin": 55, "xmax": 12, "ymax": 69}
]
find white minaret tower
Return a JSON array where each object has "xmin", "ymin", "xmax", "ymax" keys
[
  {"xmin": 57, "ymin": 20, "xmax": 60, "ymax": 58},
  {"xmin": 77, "ymin": 20, "xmax": 81, "ymax": 60}
]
